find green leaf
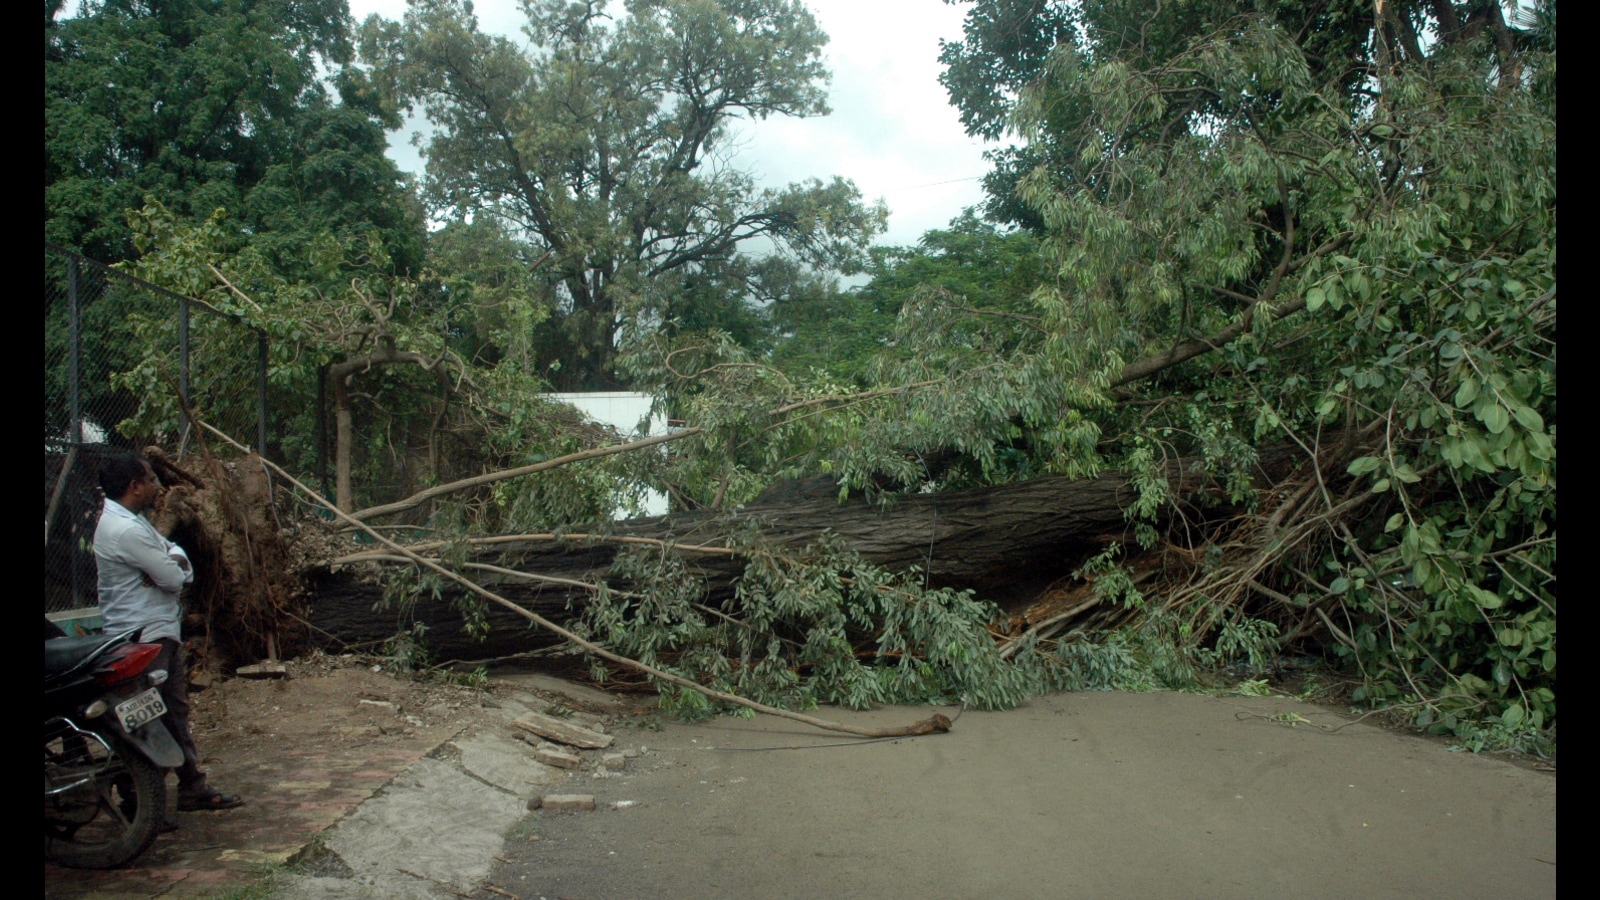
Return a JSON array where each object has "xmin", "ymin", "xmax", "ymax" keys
[
  {"xmin": 1347, "ymin": 456, "xmax": 1381, "ymax": 476},
  {"xmin": 1384, "ymin": 513, "xmax": 1405, "ymax": 532},
  {"xmin": 1511, "ymin": 404, "xmax": 1545, "ymax": 433},
  {"xmin": 1466, "ymin": 585, "xmax": 1503, "ymax": 609},
  {"xmin": 1454, "ymin": 378, "xmax": 1480, "ymax": 408},
  {"xmin": 1480, "ymin": 404, "xmax": 1510, "ymax": 434},
  {"xmin": 1501, "ymin": 703, "xmax": 1525, "ymax": 726},
  {"xmin": 1306, "ymin": 286, "xmax": 1326, "ymax": 311}
]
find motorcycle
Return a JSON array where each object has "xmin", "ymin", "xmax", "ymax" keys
[{"xmin": 45, "ymin": 625, "xmax": 184, "ymax": 869}]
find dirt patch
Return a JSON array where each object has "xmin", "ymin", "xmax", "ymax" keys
[{"xmin": 186, "ymin": 653, "xmax": 498, "ymax": 756}]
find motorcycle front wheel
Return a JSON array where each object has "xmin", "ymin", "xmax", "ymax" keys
[{"xmin": 45, "ymin": 726, "xmax": 167, "ymax": 869}]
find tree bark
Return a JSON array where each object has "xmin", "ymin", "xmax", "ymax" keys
[{"xmin": 308, "ymin": 447, "xmax": 1309, "ymax": 661}]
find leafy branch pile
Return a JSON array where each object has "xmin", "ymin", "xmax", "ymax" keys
[{"xmin": 600, "ymin": 0, "xmax": 1558, "ymax": 745}]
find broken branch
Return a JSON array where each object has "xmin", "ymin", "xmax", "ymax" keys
[
  {"xmin": 200, "ymin": 420, "xmax": 951, "ymax": 740},
  {"xmin": 348, "ymin": 429, "xmax": 703, "ymax": 522},
  {"xmin": 331, "ymin": 532, "xmax": 737, "ymax": 565}
]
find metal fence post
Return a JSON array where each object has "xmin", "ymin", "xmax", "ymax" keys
[
  {"xmin": 67, "ymin": 256, "xmax": 82, "ymax": 446},
  {"xmin": 179, "ymin": 298, "xmax": 191, "ymax": 452},
  {"xmin": 316, "ymin": 364, "xmax": 328, "ymax": 496},
  {"xmin": 257, "ymin": 330, "xmax": 268, "ymax": 456},
  {"xmin": 66, "ymin": 254, "xmax": 83, "ymax": 609}
]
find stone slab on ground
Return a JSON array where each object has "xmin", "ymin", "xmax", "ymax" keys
[
  {"xmin": 512, "ymin": 712, "xmax": 614, "ymax": 749},
  {"xmin": 536, "ymin": 747, "xmax": 583, "ymax": 769},
  {"xmin": 454, "ymin": 733, "xmax": 565, "ymax": 797},
  {"xmin": 540, "ymin": 794, "xmax": 597, "ymax": 812},
  {"xmin": 271, "ymin": 756, "xmax": 527, "ymax": 898}
]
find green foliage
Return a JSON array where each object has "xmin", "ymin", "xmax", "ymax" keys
[
  {"xmin": 581, "ymin": 530, "xmax": 1034, "ymax": 713},
  {"xmin": 770, "ymin": 213, "xmax": 1048, "ymax": 385},
  {"xmin": 1199, "ymin": 619, "xmax": 1282, "ymax": 673},
  {"xmin": 957, "ymin": 0, "xmax": 1558, "ymax": 740},
  {"xmin": 45, "ymin": 0, "xmax": 423, "ymax": 452},
  {"xmin": 360, "ymin": 0, "xmax": 886, "ymax": 389},
  {"xmin": 46, "ymin": 0, "xmax": 421, "ymax": 268},
  {"xmin": 121, "ymin": 201, "xmax": 651, "ymax": 531},
  {"xmin": 599, "ymin": 0, "xmax": 1550, "ymax": 737},
  {"xmin": 381, "ymin": 620, "xmax": 432, "ymax": 674},
  {"xmin": 1012, "ymin": 610, "xmax": 1204, "ymax": 695},
  {"xmin": 1075, "ymin": 544, "xmax": 1146, "ymax": 610}
]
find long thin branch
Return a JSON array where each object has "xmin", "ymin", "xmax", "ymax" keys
[
  {"xmin": 1111, "ymin": 295, "xmax": 1309, "ymax": 389},
  {"xmin": 332, "ymin": 532, "xmax": 737, "ymax": 566},
  {"xmin": 349, "ymin": 556, "xmax": 622, "ymax": 595},
  {"xmin": 199, "ymin": 421, "xmax": 950, "ymax": 740},
  {"xmin": 349, "ymin": 429, "xmax": 702, "ymax": 522},
  {"xmin": 206, "ymin": 264, "xmax": 263, "ymax": 312},
  {"xmin": 770, "ymin": 379, "xmax": 950, "ymax": 416},
  {"xmin": 1112, "ymin": 232, "xmax": 1354, "ymax": 392}
]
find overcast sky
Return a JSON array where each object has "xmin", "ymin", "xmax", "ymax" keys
[{"xmin": 349, "ymin": 0, "xmax": 996, "ymax": 249}]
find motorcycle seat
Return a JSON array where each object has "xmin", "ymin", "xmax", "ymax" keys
[{"xmin": 44, "ymin": 628, "xmax": 143, "ymax": 680}]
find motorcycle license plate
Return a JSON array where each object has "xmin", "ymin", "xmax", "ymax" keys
[{"xmin": 115, "ymin": 688, "xmax": 167, "ymax": 731}]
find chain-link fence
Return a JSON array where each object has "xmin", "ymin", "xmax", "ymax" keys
[{"xmin": 45, "ymin": 242, "xmax": 270, "ymax": 617}]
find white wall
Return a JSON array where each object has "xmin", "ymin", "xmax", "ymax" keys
[{"xmin": 543, "ymin": 393, "xmax": 669, "ymax": 518}]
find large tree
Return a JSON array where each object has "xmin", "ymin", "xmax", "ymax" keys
[
  {"xmin": 45, "ymin": 0, "xmax": 422, "ymax": 269},
  {"xmin": 359, "ymin": 0, "xmax": 886, "ymax": 390},
  {"xmin": 913, "ymin": 0, "xmax": 1556, "ymax": 740},
  {"xmin": 769, "ymin": 212, "xmax": 1047, "ymax": 387}
]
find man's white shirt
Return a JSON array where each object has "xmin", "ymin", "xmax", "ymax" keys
[{"xmin": 94, "ymin": 498, "xmax": 192, "ymax": 643}]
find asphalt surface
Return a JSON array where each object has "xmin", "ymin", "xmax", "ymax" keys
[{"xmin": 489, "ymin": 691, "xmax": 1557, "ymax": 900}]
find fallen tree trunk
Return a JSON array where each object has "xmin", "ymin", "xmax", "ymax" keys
[
  {"xmin": 212, "ymin": 421, "xmax": 955, "ymax": 739},
  {"xmin": 310, "ymin": 445, "xmax": 1312, "ymax": 661}
]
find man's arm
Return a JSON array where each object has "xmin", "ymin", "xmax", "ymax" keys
[{"xmin": 116, "ymin": 526, "xmax": 190, "ymax": 594}]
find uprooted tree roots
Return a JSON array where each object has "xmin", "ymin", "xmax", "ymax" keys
[{"xmin": 143, "ymin": 446, "xmax": 307, "ymax": 670}]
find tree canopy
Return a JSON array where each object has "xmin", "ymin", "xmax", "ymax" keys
[
  {"xmin": 919, "ymin": 0, "xmax": 1556, "ymax": 741},
  {"xmin": 359, "ymin": 0, "xmax": 887, "ymax": 390},
  {"xmin": 45, "ymin": 0, "xmax": 423, "ymax": 270}
]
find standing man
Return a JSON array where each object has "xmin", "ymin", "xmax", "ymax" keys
[{"xmin": 95, "ymin": 451, "xmax": 242, "ymax": 813}]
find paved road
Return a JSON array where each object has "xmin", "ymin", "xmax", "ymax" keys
[{"xmin": 489, "ymin": 691, "xmax": 1556, "ymax": 900}]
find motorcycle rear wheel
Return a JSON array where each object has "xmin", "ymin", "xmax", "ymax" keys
[{"xmin": 45, "ymin": 729, "xmax": 166, "ymax": 869}]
